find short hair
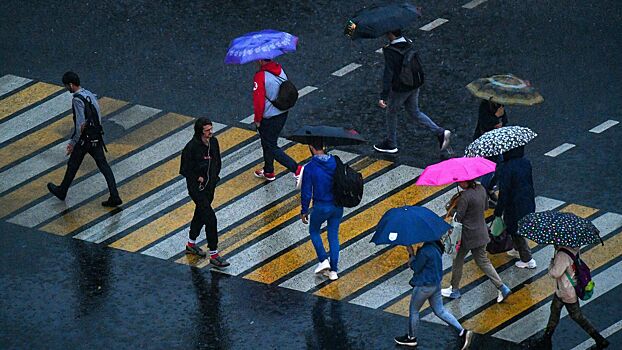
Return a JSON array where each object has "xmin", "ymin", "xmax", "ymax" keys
[
  {"xmin": 466, "ymin": 180, "xmax": 477, "ymax": 189},
  {"xmin": 389, "ymin": 29, "xmax": 402, "ymax": 37},
  {"xmin": 193, "ymin": 117, "xmax": 213, "ymax": 137},
  {"xmin": 62, "ymin": 71, "xmax": 80, "ymax": 86},
  {"xmin": 309, "ymin": 138, "xmax": 324, "ymax": 151}
]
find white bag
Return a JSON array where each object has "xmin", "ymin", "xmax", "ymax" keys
[{"xmin": 442, "ymin": 213, "xmax": 462, "ymax": 258}]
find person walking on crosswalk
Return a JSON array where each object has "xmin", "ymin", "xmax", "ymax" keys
[
  {"xmin": 180, "ymin": 117, "xmax": 229, "ymax": 268},
  {"xmin": 47, "ymin": 71, "xmax": 122, "ymax": 207}
]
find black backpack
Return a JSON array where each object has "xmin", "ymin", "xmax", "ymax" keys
[
  {"xmin": 332, "ymin": 155, "xmax": 364, "ymax": 208},
  {"xmin": 73, "ymin": 94, "xmax": 106, "ymax": 150},
  {"xmin": 386, "ymin": 43, "xmax": 425, "ymax": 89},
  {"xmin": 266, "ymin": 72, "xmax": 298, "ymax": 110}
]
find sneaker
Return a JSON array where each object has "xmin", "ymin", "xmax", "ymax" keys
[
  {"xmin": 210, "ymin": 255, "xmax": 230, "ymax": 268},
  {"xmin": 441, "ymin": 287, "xmax": 461, "ymax": 299},
  {"xmin": 506, "ymin": 249, "xmax": 520, "ymax": 258},
  {"xmin": 47, "ymin": 183, "xmax": 66, "ymax": 201},
  {"xmin": 254, "ymin": 169, "xmax": 276, "ymax": 181},
  {"xmin": 594, "ymin": 337, "xmax": 610, "ymax": 349},
  {"xmin": 294, "ymin": 165, "xmax": 304, "ymax": 190},
  {"xmin": 438, "ymin": 130, "xmax": 451, "ymax": 151},
  {"xmin": 102, "ymin": 196, "xmax": 123, "ymax": 207},
  {"xmin": 515, "ymin": 259, "xmax": 537, "ymax": 269},
  {"xmin": 185, "ymin": 244, "xmax": 207, "ymax": 257},
  {"xmin": 323, "ymin": 270, "xmax": 338, "ymax": 281},
  {"xmin": 314, "ymin": 259, "xmax": 330, "ymax": 274},
  {"xmin": 373, "ymin": 140, "xmax": 398, "ymax": 154},
  {"xmin": 394, "ymin": 334, "xmax": 417, "ymax": 347},
  {"xmin": 459, "ymin": 330, "xmax": 473, "ymax": 350},
  {"xmin": 497, "ymin": 284, "xmax": 511, "ymax": 303}
]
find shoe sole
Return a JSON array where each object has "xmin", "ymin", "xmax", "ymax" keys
[
  {"xmin": 185, "ymin": 250, "xmax": 206, "ymax": 258},
  {"xmin": 373, "ymin": 146, "xmax": 398, "ymax": 154},
  {"xmin": 314, "ymin": 267, "xmax": 330, "ymax": 274},
  {"xmin": 441, "ymin": 131, "xmax": 451, "ymax": 151},
  {"xmin": 515, "ymin": 264, "xmax": 537, "ymax": 269},
  {"xmin": 394, "ymin": 340, "xmax": 418, "ymax": 347},
  {"xmin": 461, "ymin": 331, "xmax": 473, "ymax": 350},
  {"xmin": 254, "ymin": 172, "xmax": 276, "ymax": 181}
]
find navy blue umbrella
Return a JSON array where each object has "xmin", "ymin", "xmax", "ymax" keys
[
  {"xmin": 345, "ymin": 3, "xmax": 422, "ymax": 40},
  {"xmin": 371, "ymin": 206, "xmax": 451, "ymax": 246},
  {"xmin": 287, "ymin": 125, "xmax": 366, "ymax": 146}
]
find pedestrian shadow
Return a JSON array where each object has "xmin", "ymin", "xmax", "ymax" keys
[
  {"xmin": 70, "ymin": 239, "xmax": 111, "ymax": 318},
  {"xmin": 306, "ymin": 297, "xmax": 358, "ymax": 350},
  {"xmin": 190, "ymin": 266, "xmax": 231, "ymax": 350}
]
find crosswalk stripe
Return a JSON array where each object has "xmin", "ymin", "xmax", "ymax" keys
[
  {"xmin": 559, "ymin": 203, "xmax": 599, "ymax": 218},
  {"xmin": 0, "ymin": 82, "xmax": 63, "ymax": 121},
  {"xmin": 114, "ymin": 143, "xmax": 312, "ymax": 255},
  {"xmin": 0, "ymin": 75, "xmax": 32, "ymax": 97},
  {"xmin": 108, "ymin": 105, "xmax": 162, "ymax": 130},
  {"xmin": 0, "ymin": 91, "xmax": 72, "ymax": 144},
  {"xmin": 570, "ymin": 318, "xmax": 622, "ymax": 350},
  {"xmin": 41, "ymin": 127, "xmax": 255, "ymax": 236},
  {"xmin": 0, "ymin": 98, "xmax": 127, "ymax": 189},
  {"xmin": 380, "ymin": 196, "xmax": 566, "ymax": 314},
  {"xmin": 224, "ymin": 165, "xmax": 421, "ymax": 276},
  {"xmin": 0, "ymin": 112, "xmax": 192, "ymax": 219},
  {"xmin": 242, "ymin": 160, "xmax": 397, "ymax": 284},
  {"xmin": 442, "ymin": 212, "xmax": 622, "ymax": 333},
  {"xmin": 493, "ymin": 212, "xmax": 622, "ymax": 342}
]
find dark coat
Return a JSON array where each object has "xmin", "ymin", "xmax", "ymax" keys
[
  {"xmin": 381, "ymin": 38, "xmax": 415, "ymax": 100},
  {"xmin": 493, "ymin": 146, "xmax": 535, "ymax": 234},
  {"xmin": 180, "ymin": 135, "xmax": 221, "ymax": 203},
  {"xmin": 473, "ymin": 100, "xmax": 508, "ymax": 140}
]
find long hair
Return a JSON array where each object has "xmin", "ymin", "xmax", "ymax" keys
[{"xmin": 194, "ymin": 117, "xmax": 212, "ymax": 138}]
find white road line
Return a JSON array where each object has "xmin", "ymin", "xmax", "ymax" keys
[
  {"xmin": 239, "ymin": 86, "xmax": 319, "ymax": 124},
  {"xmin": 589, "ymin": 120, "xmax": 619, "ymax": 134},
  {"xmin": 544, "ymin": 143, "xmax": 575, "ymax": 157},
  {"xmin": 142, "ymin": 150, "xmax": 358, "ymax": 260},
  {"xmin": 240, "ymin": 113, "xmax": 255, "ymax": 124},
  {"xmin": 109, "ymin": 105, "xmax": 162, "ymax": 130},
  {"xmin": 571, "ymin": 319, "xmax": 622, "ymax": 350},
  {"xmin": 331, "ymin": 63, "xmax": 362, "ymax": 77},
  {"xmin": 462, "ymin": 0, "xmax": 488, "ymax": 9},
  {"xmin": 0, "ymin": 92, "xmax": 72, "ymax": 144},
  {"xmin": 0, "ymin": 75, "xmax": 32, "ymax": 96},
  {"xmin": 419, "ymin": 18, "xmax": 449, "ymax": 31}
]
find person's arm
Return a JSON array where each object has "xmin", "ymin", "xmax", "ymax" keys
[
  {"xmin": 410, "ymin": 248, "xmax": 427, "ymax": 275},
  {"xmin": 300, "ymin": 167, "xmax": 313, "ymax": 215},
  {"xmin": 253, "ymin": 71, "xmax": 266, "ymax": 125},
  {"xmin": 70, "ymin": 97, "xmax": 86, "ymax": 146},
  {"xmin": 549, "ymin": 251, "xmax": 571, "ymax": 279},
  {"xmin": 180, "ymin": 143, "xmax": 200, "ymax": 181},
  {"xmin": 380, "ymin": 49, "xmax": 396, "ymax": 101},
  {"xmin": 454, "ymin": 194, "xmax": 468, "ymax": 223},
  {"xmin": 212, "ymin": 137, "xmax": 222, "ymax": 181}
]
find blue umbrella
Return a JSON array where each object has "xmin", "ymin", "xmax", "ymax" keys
[
  {"xmin": 371, "ymin": 206, "xmax": 451, "ymax": 246},
  {"xmin": 225, "ymin": 30, "xmax": 298, "ymax": 65}
]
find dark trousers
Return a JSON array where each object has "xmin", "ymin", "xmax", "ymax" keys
[
  {"xmin": 59, "ymin": 141, "xmax": 119, "ymax": 198},
  {"xmin": 545, "ymin": 294, "xmax": 602, "ymax": 341},
  {"xmin": 510, "ymin": 233, "xmax": 533, "ymax": 262},
  {"xmin": 258, "ymin": 112, "xmax": 297, "ymax": 174},
  {"xmin": 189, "ymin": 189, "xmax": 218, "ymax": 251}
]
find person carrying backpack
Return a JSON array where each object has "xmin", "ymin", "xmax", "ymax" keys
[
  {"xmin": 374, "ymin": 30, "xmax": 451, "ymax": 155},
  {"xmin": 540, "ymin": 245, "xmax": 608, "ymax": 349},
  {"xmin": 252, "ymin": 59, "xmax": 303, "ymax": 187},
  {"xmin": 299, "ymin": 139, "xmax": 343, "ymax": 281},
  {"xmin": 47, "ymin": 71, "xmax": 122, "ymax": 207}
]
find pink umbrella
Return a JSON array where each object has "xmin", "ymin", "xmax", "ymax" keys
[{"xmin": 416, "ymin": 157, "xmax": 496, "ymax": 186}]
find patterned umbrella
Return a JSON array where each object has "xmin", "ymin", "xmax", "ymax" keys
[
  {"xmin": 466, "ymin": 74, "xmax": 544, "ymax": 106},
  {"xmin": 225, "ymin": 30, "xmax": 298, "ymax": 65},
  {"xmin": 517, "ymin": 211, "xmax": 602, "ymax": 247},
  {"xmin": 465, "ymin": 126, "xmax": 537, "ymax": 157}
]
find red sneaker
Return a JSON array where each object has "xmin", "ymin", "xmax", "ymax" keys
[{"xmin": 254, "ymin": 169, "xmax": 276, "ymax": 181}]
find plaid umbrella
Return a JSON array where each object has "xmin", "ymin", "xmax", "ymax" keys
[
  {"xmin": 465, "ymin": 126, "xmax": 537, "ymax": 157},
  {"xmin": 517, "ymin": 211, "xmax": 602, "ymax": 247},
  {"xmin": 466, "ymin": 74, "xmax": 544, "ymax": 106}
]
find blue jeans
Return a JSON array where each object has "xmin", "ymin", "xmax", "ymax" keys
[
  {"xmin": 386, "ymin": 88, "xmax": 444, "ymax": 148},
  {"xmin": 409, "ymin": 285, "xmax": 463, "ymax": 338},
  {"xmin": 309, "ymin": 203, "xmax": 343, "ymax": 271},
  {"xmin": 258, "ymin": 112, "xmax": 298, "ymax": 174}
]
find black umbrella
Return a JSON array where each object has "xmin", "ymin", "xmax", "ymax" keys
[
  {"xmin": 287, "ymin": 125, "xmax": 366, "ymax": 146},
  {"xmin": 345, "ymin": 3, "xmax": 422, "ymax": 39}
]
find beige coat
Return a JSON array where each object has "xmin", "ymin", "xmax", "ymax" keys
[{"xmin": 548, "ymin": 246, "xmax": 579, "ymax": 303}]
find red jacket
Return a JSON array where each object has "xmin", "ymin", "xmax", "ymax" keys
[{"xmin": 253, "ymin": 61, "xmax": 285, "ymax": 123}]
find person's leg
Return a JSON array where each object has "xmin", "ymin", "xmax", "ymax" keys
[
  {"xmin": 408, "ymin": 285, "xmax": 434, "ymax": 338},
  {"xmin": 203, "ymin": 203, "xmax": 218, "ymax": 252},
  {"xmin": 472, "ymin": 246, "xmax": 504, "ymax": 288},
  {"xmin": 510, "ymin": 231, "xmax": 533, "ymax": 262},
  {"xmin": 565, "ymin": 301, "xmax": 607, "ymax": 344},
  {"xmin": 544, "ymin": 294, "xmax": 564, "ymax": 338},
  {"xmin": 89, "ymin": 144, "xmax": 120, "ymax": 199},
  {"xmin": 326, "ymin": 205, "xmax": 344, "ymax": 272},
  {"xmin": 188, "ymin": 200, "xmax": 205, "ymax": 242},
  {"xmin": 449, "ymin": 247, "xmax": 469, "ymax": 290},
  {"xmin": 428, "ymin": 285, "xmax": 464, "ymax": 333},
  {"xmin": 58, "ymin": 142, "xmax": 88, "ymax": 194},
  {"xmin": 404, "ymin": 88, "xmax": 444, "ymax": 135},
  {"xmin": 258, "ymin": 118, "xmax": 276, "ymax": 174},
  {"xmin": 309, "ymin": 206, "xmax": 330, "ymax": 263},
  {"xmin": 384, "ymin": 91, "xmax": 407, "ymax": 149},
  {"xmin": 260, "ymin": 113, "xmax": 298, "ymax": 173}
]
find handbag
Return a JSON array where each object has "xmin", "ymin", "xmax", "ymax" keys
[
  {"xmin": 486, "ymin": 222, "xmax": 513, "ymax": 254},
  {"xmin": 442, "ymin": 213, "xmax": 462, "ymax": 259},
  {"xmin": 491, "ymin": 216, "xmax": 506, "ymax": 237}
]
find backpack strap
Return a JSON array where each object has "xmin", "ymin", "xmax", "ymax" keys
[
  {"xmin": 263, "ymin": 71, "xmax": 286, "ymax": 106},
  {"xmin": 73, "ymin": 93, "xmax": 101, "ymax": 126},
  {"xmin": 557, "ymin": 248, "xmax": 579, "ymax": 287}
]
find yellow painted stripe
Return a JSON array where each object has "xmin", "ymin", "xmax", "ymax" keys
[
  {"xmin": 41, "ymin": 127, "xmax": 256, "ymax": 236},
  {"xmin": 384, "ymin": 203, "xmax": 597, "ymax": 316},
  {"xmin": 243, "ymin": 181, "xmax": 446, "ymax": 285},
  {"xmin": 0, "ymin": 112, "xmax": 192, "ymax": 218},
  {"xmin": 109, "ymin": 143, "xmax": 311, "ymax": 252},
  {"xmin": 0, "ymin": 97, "xmax": 127, "ymax": 169},
  {"xmin": 0, "ymin": 82, "xmax": 63, "ymax": 120},
  {"xmin": 181, "ymin": 158, "xmax": 391, "ymax": 268}
]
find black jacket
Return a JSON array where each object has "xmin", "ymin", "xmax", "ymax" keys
[
  {"xmin": 180, "ymin": 135, "xmax": 222, "ymax": 197},
  {"xmin": 381, "ymin": 38, "xmax": 415, "ymax": 100},
  {"xmin": 473, "ymin": 101, "xmax": 509, "ymax": 140}
]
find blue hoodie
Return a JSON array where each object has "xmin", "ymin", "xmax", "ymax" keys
[
  {"xmin": 409, "ymin": 242, "xmax": 443, "ymax": 287},
  {"xmin": 300, "ymin": 154, "xmax": 337, "ymax": 215}
]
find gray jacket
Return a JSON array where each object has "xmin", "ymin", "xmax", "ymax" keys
[{"xmin": 70, "ymin": 88, "xmax": 102, "ymax": 146}]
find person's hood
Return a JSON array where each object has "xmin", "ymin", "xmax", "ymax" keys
[
  {"xmin": 311, "ymin": 154, "xmax": 336, "ymax": 171},
  {"xmin": 259, "ymin": 61, "xmax": 283, "ymax": 76},
  {"xmin": 503, "ymin": 145, "xmax": 525, "ymax": 160}
]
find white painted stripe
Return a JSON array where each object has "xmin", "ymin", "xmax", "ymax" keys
[
  {"xmin": 0, "ymin": 105, "xmax": 162, "ymax": 194},
  {"xmin": 419, "ymin": 18, "xmax": 449, "ymax": 31},
  {"xmin": 544, "ymin": 143, "xmax": 575, "ymax": 157},
  {"xmin": 75, "ymin": 138, "xmax": 282, "ymax": 243},
  {"xmin": 0, "ymin": 75, "xmax": 32, "ymax": 96},
  {"xmin": 462, "ymin": 0, "xmax": 487, "ymax": 9},
  {"xmin": 424, "ymin": 212, "xmax": 622, "ymax": 327},
  {"xmin": 9, "ymin": 123, "xmax": 225, "ymax": 227},
  {"xmin": 240, "ymin": 113, "xmax": 255, "ymax": 124},
  {"xmin": 142, "ymin": 150, "xmax": 358, "ymax": 260},
  {"xmin": 349, "ymin": 195, "xmax": 565, "ymax": 309},
  {"xmin": 0, "ymin": 92, "xmax": 72, "ymax": 144},
  {"xmin": 589, "ymin": 120, "xmax": 619, "ymax": 134},
  {"xmin": 108, "ymin": 105, "xmax": 161, "ymax": 130},
  {"xmin": 221, "ymin": 165, "xmax": 421, "ymax": 276},
  {"xmin": 331, "ymin": 63, "xmax": 362, "ymax": 77},
  {"xmin": 571, "ymin": 319, "xmax": 622, "ymax": 350},
  {"xmin": 297, "ymin": 85, "xmax": 318, "ymax": 98},
  {"xmin": 493, "ymin": 212, "xmax": 622, "ymax": 343},
  {"xmin": 376, "ymin": 48, "xmax": 383, "ymax": 54}
]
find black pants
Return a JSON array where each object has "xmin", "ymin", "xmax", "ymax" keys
[
  {"xmin": 189, "ymin": 189, "xmax": 218, "ymax": 251},
  {"xmin": 60, "ymin": 141, "xmax": 119, "ymax": 198},
  {"xmin": 258, "ymin": 112, "xmax": 297, "ymax": 174},
  {"xmin": 545, "ymin": 294, "xmax": 601, "ymax": 340}
]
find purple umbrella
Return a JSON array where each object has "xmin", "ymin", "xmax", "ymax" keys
[{"xmin": 225, "ymin": 29, "xmax": 298, "ymax": 65}]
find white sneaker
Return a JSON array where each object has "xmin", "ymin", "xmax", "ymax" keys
[
  {"xmin": 441, "ymin": 130, "xmax": 451, "ymax": 151},
  {"xmin": 515, "ymin": 259, "xmax": 537, "ymax": 269},
  {"xmin": 294, "ymin": 165, "xmax": 304, "ymax": 190},
  {"xmin": 324, "ymin": 270, "xmax": 338, "ymax": 281},
  {"xmin": 441, "ymin": 287, "xmax": 461, "ymax": 299},
  {"xmin": 314, "ymin": 259, "xmax": 330, "ymax": 274},
  {"xmin": 507, "ymin": 249, "xmax": 520, "ymax": 258}
]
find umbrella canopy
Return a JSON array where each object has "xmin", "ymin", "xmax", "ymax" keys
[
  {"xmin": 416, "ymin": 157, "xmax": 496, "ymax": 186},
  {"xmin": 371, "ymin": 206, "xmax": 451, "ymax": 246},
  {"xmin": 517, "ymin": 211, "xmax": 602, "ymax": 247},
  {"xmin": 465, "ymin": 126, "xmax": 537, "ymax": 157},
  {"xmin": 466, "ymin": 74, "xmax": 544, "ymax": 106},
  {"xmin": 225, "ymin": 30, "xmax": 298, "ymax": 65},
  {"xmin": 286, "ymin": 125, "xmax": 366, "ymax": 146},
  {"xmin": 345, "ymin": 3, "xmax": 422, "ymax": 39}
]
